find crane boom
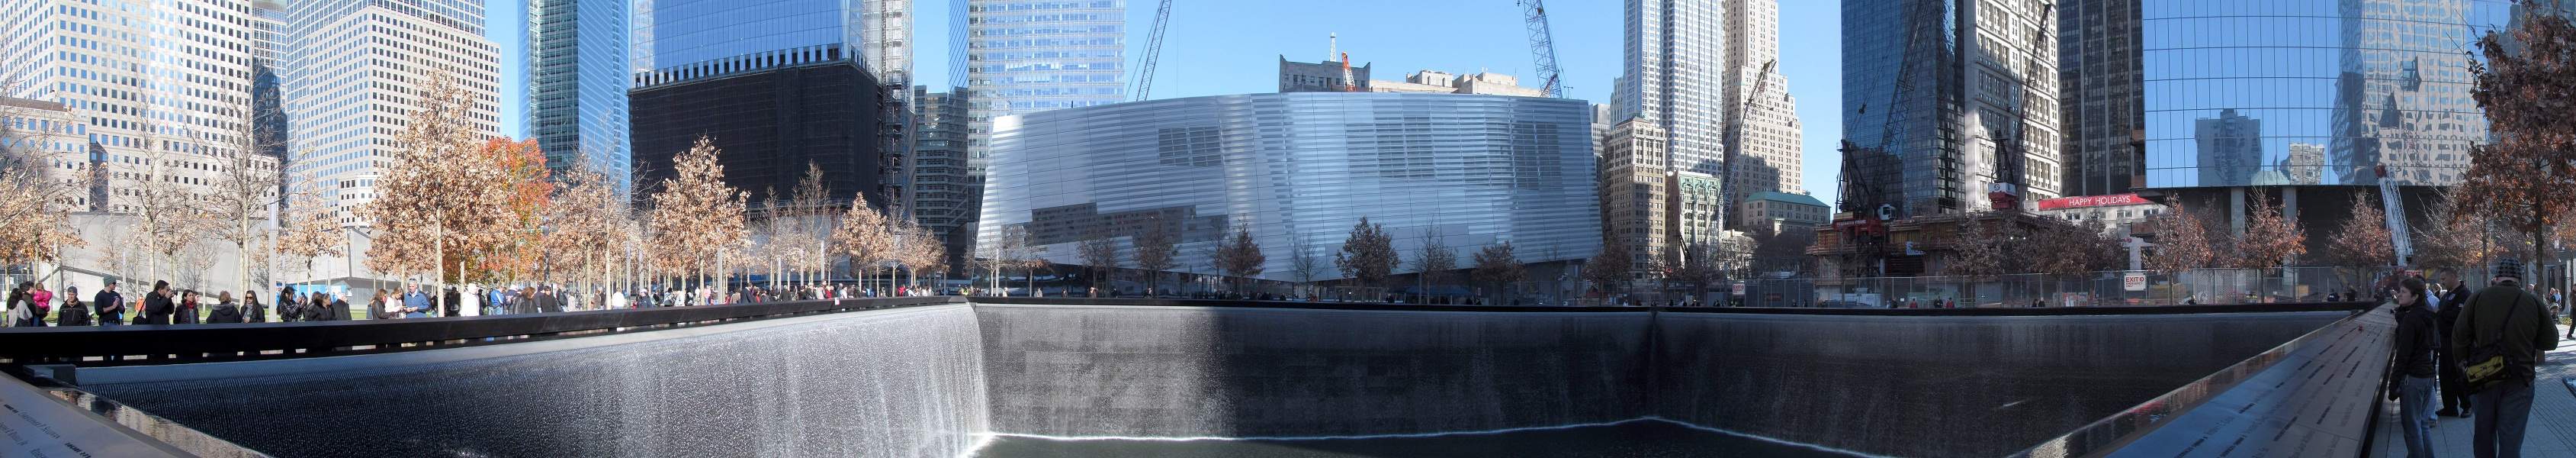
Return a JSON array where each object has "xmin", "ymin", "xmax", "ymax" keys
[
  {"xmin": 1129, "ymin": 0, "xmax": 1174, "ymax": 101},
  {"xmin": 1515, "ymin": 0, "xmax": 1566, "ymax": 98}
]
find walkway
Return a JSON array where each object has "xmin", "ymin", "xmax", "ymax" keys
[{"xmin": 2370, "ymin": 334, "xmax": 2576, "ymax": 457}]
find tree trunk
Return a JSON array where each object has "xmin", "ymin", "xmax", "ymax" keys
[{"xmin": 2535, "ymin": 204, "xmax": 2550, "ymax": 276}]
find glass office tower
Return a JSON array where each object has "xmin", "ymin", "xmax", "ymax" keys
[
  {"xmin": 529, "ymin": 0, "xmax": 633, "ymax": 196},
  {"xmin": 1842, "ymin": 0, "xmax": 2060, "ymax": 217},
  {"xmin": 2137, "ymin": 0, "xmax": 2510, "ymax": 188},
  {"xmin": 976, "ymin": 92, "xmax": 1600, "ymax": 282}
]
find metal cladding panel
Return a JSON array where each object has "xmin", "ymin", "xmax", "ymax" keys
[{"xmin": 977, "ymin": 92, "xmax": 1602, "ymax": 281}]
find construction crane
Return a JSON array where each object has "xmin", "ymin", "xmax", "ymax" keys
[
  {"xmin": 1129, "ymin": 0, "xmax": 1174, "ymax": 101},
  {"xmin": 1716, "ymin": 59, "xmax": 1778, "ymax": 229},
  {"xmin": 1515, "ymin": 0, "xmax": 1566, "ymax": 98},
  {"xmin": 1987, "ymin": 2, "xmax": 2054, "ymax": 212}
]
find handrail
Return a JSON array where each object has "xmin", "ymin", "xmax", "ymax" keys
[{"xmin": 0, "ymin": 296, "xmax": 963, "ymax": 366}]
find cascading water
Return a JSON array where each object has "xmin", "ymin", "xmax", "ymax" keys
[
  {"xmin": 67, "ymin": 302, "xmax": 2347, "ymax": 457},
  {"xmin": 79, "ymin": 305, "xmax": 990, "ymax": 458}
]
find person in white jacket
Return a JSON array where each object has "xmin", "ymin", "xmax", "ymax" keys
[{"xmin": 458, "ymin": 285, "xmax": 481, "ymax": 317}]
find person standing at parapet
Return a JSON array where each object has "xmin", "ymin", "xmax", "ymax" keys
[
  {"xmin": 139, "ymin": 281, "xmax": 175, "ymax": 325},
  {"xmin": 2385, "ymin": 278, "xmax": 2439, "ymax": 458},
  {"xmin": 92, "ymin": 279, "xmax": 125, "ymax": 325},
  {"xmin": 2451, "ymin": 258, "xmax": 2559, "ymax": 458}
]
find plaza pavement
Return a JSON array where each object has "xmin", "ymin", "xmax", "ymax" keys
[{"xmin": 2369, "ymin": 334, "xmax": 2576, "ymax": 457}]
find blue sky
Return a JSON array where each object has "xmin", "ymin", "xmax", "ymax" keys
[{"xmin": 483, "ymin": 0, "xmax": 1843, "ymax": 202}]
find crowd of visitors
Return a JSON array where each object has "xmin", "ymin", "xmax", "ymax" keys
[
  {"xmin": 2383, "ymin": 258, "xmax": 2562, "ymax": 458},
  {"xmin": 3, "ymin": 277, "xmax": 993, "ymax": 326}
]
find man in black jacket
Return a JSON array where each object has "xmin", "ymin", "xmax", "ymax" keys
[
  {"xmin": 2452, "ymin": 259, "xmax": 2560, "ymax": 458},
  {"xmin": 139, "ymin": 281, "xmax": 175, "ymax": 325},
  {"xmin": 2437, "ymin": 279, "xmax": 2475, "ymax": 418},
  {"xmin": 92, "ymin": 280, "xmax": 125, "ymax": 326},
  {"xmin": 2386, "ymin": 279, "xmax": 2439, "ymax": 458}
]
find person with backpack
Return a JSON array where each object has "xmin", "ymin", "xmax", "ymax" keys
[
  {"xmin": 2451, "ymin": 259, "xmax": 2560, "ymax": 458},
  {"xmin": 2385, "ymin": 278, "xmax": 2439, "ymax": 458}
]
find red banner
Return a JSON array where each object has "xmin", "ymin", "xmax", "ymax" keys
[{"xmin": 2035, "ymin": 194, "xmax": 2148, "ymax": 211}]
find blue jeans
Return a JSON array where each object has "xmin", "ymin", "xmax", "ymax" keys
[
  {"xmin": 2472, "ymin": 380, "xmax": 2536, "ymax": 458},
  {"xmin": 2401, "ymin": 376, "xmax": 2436, "ymax": 458}
]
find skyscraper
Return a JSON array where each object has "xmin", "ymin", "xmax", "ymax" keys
[
  {"xmin": 1720, "ymin": 0, "xmax": 1804, "ymax": 215},
  {"xmin": 1841, "ymin": 0, "xmax": 2060, "ymax": 217},
  {"xmin": 628, "ymin": 0, "xmax": 903, "ymax": 209},
  {"xmin": 528, "ymin": 0, "xmax": 633, "ymax": 196},
  {"xmin": 3, "ymin": 0, "xmax": 280, "ymax": 213},
  {"xmin": 285, "ymin": 0, "xmax": 503, "ymax": 227},
  {"xmin": 2194, "ymin": 108, "xmax": 2261, "ymax": 187},
  {"xmin": 1618, "ymin": 0, "xmax": 1726, "ymax": 177},
  {"xmin": 909, "ymin": 87, "xmax": 975, "ymax": 271},
  {"xmin": 2056, "ymin": 0, "xmax": 2143, "ymax": 197}
]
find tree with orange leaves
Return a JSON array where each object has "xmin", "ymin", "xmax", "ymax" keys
[
  {"xmin": 360, "ymin": 74, "xmax": 513, "ymax": 308},
  {"xmin": 472, "ymin": 138, "xmax": 552, "ymax": 282}
]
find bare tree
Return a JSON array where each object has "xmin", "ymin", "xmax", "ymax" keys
[
  {"xmin": 1131, "ymin": 218, "xmax": 1179, "ymax": 295},
  {"xmin": 1665, "ymin": 243, "xmax": 1725, "ymax": 302},
  {"xmin": 271, "ymin": 167, "xmax": 342, "ymax": 284},
  {"xmin": 2414, "ymin": 187, "xmax": 2495, "ymax": 276},
  {"xmin": 1410, "ymin": 231, "xmax": 1457, "ymax": 299},
  {"xmin": 1078, "ymin": 237, "xmax": 1120, "ymax": 295},
  {"xmin": 0, "ymin": 82, "xmax": 89, "ymax": 277},
  {"xmin": 1470, "ymin": 241, "xmax": 1524, "ymax": 304},
  {"xmin": 1288, "ymin": 242, "xmax": 1326, "ymax": 297},
  {"xmin": 1335, "ymin": 217, "xmax": 1398, "ymax": 295},
  {"xmin": 201, "ymin": 103, "xmax": 284, "ymax": 292},
  {"xmin": 1581, "ymin": 237, "xmax": 1634, "ymax": 298},
  {"xmin": 120, "ymin": 128, "xmax": 218, "ymax": 285}
]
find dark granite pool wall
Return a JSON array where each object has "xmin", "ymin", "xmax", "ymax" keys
[
  {"xmin": 972, "ymin": 304, "xmax": 2351, "ymax": 456},
  {"xmin": 77, "ymin": 305, "xmax": 991, "ymax": 458},
  {"xmin": 972, "ymin": 305, "xmax": 1655, "ymax": 437},
  {"xmin": 1647, "ymin": 311, "xmax": 2352, "ymax": 457}
]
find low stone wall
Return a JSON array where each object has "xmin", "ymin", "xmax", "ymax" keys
[{"xmin": 79, "ymin": 305, "xmax": 990, "ymax": 458}]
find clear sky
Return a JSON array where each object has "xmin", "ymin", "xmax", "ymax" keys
[{"xmin": 483, "ymin": 0, "xmax": 1843, "ymax": 203}]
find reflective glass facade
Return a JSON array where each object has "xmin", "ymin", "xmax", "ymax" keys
[
  {"xmin": 530, "ymin": 0, "xmax": 632, "ymax": 196},
  {"xmin": 2139, "ymin": 0, "xmax": 2510, "ymax": 188},
  {"xmin": 1842, "ymin": 0, "xmax": 2060, "ymax": 216},
  {"xmin": 977, "ymin": 93, "xmax": 1601, "ymax": 281}
]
